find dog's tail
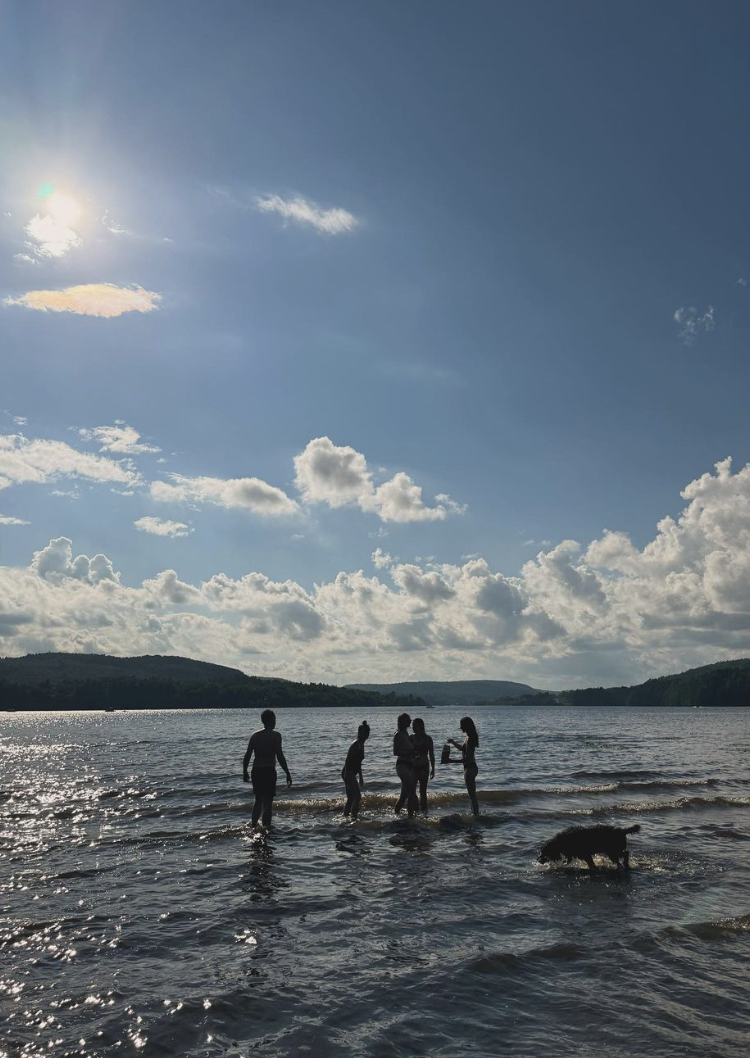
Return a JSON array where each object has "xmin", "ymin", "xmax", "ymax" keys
[{"xmin": 623, "ymin": 824, "xmax": 641, "ymax": 835}]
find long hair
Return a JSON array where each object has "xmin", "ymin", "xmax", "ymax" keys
[
  {"xmin": 460, "ymin": 716, "xmax": 479, "ymax": 747},
  {"xmin": 412, "ymin": 717, "xmax": 425, "ymax": 735},
  {"xmin": 397, "ymin": 712, "xmax": 411, "ymax": 731},
  {"xmin": 358, "ymin": 720, "xmax": 370, "ymax": 740}
]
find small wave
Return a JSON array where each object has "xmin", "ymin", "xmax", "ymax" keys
[
  {"xmin": 632, "ymin": 913, "xmax": 750, "ymax": 949},
  {"xmin": 467, "ymin": 942, "xmax": 585, "ymax": 974},
  {"xmin": 574, "ymin": 794, "xmax": 750, "ymax": 817}
]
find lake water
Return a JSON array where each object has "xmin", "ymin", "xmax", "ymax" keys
[{"xmin": 2, "ymin": 705, "xmax": 750, "ymax": 1057}]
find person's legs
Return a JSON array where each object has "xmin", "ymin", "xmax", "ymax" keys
[
  {"xmin": 344, "ymin": 772, "xmax": 358, "ymax": 817},
  {"xmin": 416, "ymin": 766, "xmax": 429, "ymax": 811},
  {"xmin": 251, "ymin": 768, "xmax": 277, "ymax": 827},
  {"xmin": 397, "ymin": 761, "xmax": 418, "ymax": 818},
  {"xmin": 464, "ymin": 764, "xmax": 479, "ymax": 816},
  {"xmin": 394, "ymin": 765, "xmax": 407, "ymax": 814},
  {"xmin": 350, "ymin": 779, "xmax": 362, "ymax": 820}
]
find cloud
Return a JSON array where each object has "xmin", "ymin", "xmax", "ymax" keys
[
  {"xmin": 294, "ymin": 437, "xmax": 463, "ymax": 523},
  {"xmin": 25, "ymin": 213, "xmax": 82, "ymax": 258},
  {"xmin": 32, "ymin": 537, "xmax": 118, "ymax": 585},
  {"xmin": 0, "ymin": 432, "xmax": 139, "ymax": 493},
  {"xmin": 673, "ymin": 305, "xmax": 715, "ymax": 344},
  {"xmin": 134, "ymin": 516, "xmax": 191, "ymax": 538},
  {"xmin": 80, "ymin": 422, "xmax": 160, "ymax": 455},
  {"xmin": 6, "ymin": 454, "xmax": 750, "ymax": 684},
  {"xmin": 255, "ymin": 195, "xmax": 358, "ymax": 235},
  {"xmin": 150, "ymin": 473, "xmax": 299, "ymax": 517},
  {"xmin": 4, "ymin": 283, "xmax": 161, "ymax": 318},
  {"xmin": 0, "ymin": 514, "xmax": 29, "ymax": 525}
]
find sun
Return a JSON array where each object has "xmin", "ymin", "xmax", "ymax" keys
[{"xmin": 44, "ymin": 191, "xmax": 82, "ymax": 228}]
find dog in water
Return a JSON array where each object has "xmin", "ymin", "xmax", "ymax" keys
[{"xmin": 538, "ymin": 824, "xmax": 641, "ymax": 870}]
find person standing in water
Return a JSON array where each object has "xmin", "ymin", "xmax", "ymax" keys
[
  {"xmin": 242, "ymin": 709, "xmax": 292, "ymax": 827},
  {"xmin": 393, "ymin": 712, "xmax": 419, "ymax": 817},
  {"xmin": 341, "ymin": 721, "xmax": 370, "ymax": 820},
  {"xmin": 410, "ymin": 717, "xmax": 435, "ymax": 812},
  {"xmin": 447, "ymin": 716, "xmax": 480, "ymax": 816}
]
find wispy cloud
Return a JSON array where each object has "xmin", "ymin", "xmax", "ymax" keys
[
  {"xmin": 79, "ymin": 422, "xmax": 160, "ymax": 455},
  {"xmin": 134, "ymin": 516, "xmax": 191, "ymax": 538},
  {"xmin": 255, "ymin": 194, "xmax": 358, "ymax": 235},
  {"xmin": 0, "ymin": 513, "xmax": 29, "ymax": 525},
  {"xmin": 673, "ymin": 305, "xmax": 715, "ymax": 344},
  {"xmin": 0, "ymin": 433, "xmax": 139, "ymax": 492},
  {"xmin": 4, "ymin": 284, "xmax": 161, "ymax": 318}
]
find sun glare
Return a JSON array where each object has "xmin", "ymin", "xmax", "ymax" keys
[{"xmin": 45, "ymin": 191, "xmax": 82, "ymax": 227}]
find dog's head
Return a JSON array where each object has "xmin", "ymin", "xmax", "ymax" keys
[{"xmin": 538, "ymin": 837, "xmax": 563, "ymax": 864}]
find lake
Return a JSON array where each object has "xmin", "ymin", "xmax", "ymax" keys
[{"xmin": 2, "ymin": 705, "xmax": 750, "ymax": 1057}]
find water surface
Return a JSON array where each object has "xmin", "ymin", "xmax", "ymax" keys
[{"xmin": 2, "ymin": 706, "xmax": 750, "ymax": 1057}]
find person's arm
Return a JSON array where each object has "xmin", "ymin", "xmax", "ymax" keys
[
  {"xmin": 242, "ymin": 735, "xmax": 255, "ymax": 782},
  {"xmin": 428, "ymin": 737, "xmax": 435, "ymax": 778},
  {"xmin": 358, "ymin": 766, "xmax": 364, "ymax": 788},
  {"xmin": 276, "ymin": 733, "xmax": 293, "ymax": 787}
]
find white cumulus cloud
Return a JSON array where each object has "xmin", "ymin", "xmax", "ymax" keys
[{"xmin": 294, "ymin": 437, "xmax": 463, "ymax": 523}]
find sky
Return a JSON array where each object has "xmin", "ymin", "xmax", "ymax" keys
[{"xmin": 2, "ymin": 0, "xmax": 750, "ymax": 689}]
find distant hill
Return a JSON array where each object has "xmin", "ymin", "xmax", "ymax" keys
[
  {"xmin": 488, "ymin": 658, "xmax": 750, "ymax": 708},
  {"xmin": 346, "ymin": 679, "xmax": 540, "ymax": 708},
  {"xmin": 0, "ymin": 653, "xmax": 427, "ymax": 712}
]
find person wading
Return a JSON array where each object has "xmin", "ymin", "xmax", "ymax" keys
[
  {"xmin": 410, "ymin": 717, "xmax": 435, "ymax": 812},
  {"xmin": 341, "ymin": 721, "xmax": 370, "ymax": 820},
  {"xmin": 447, "ymin": 716, "xmax": 480, "ymax": 816},
  {"xmin": 393, "ymin": 712, "xmax": 418, "ymax": 818},
  {"xmin": 242, "ymin": 709, "xmax": 292, "ymax": 827}
]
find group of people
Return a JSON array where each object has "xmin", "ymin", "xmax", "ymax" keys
[{"xmin": 242, "ymin": 708, "xmax": 480, "ymax": 827}]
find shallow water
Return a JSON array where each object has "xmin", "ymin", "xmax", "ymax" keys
[{"xmin": 2, "ymin": 705, "xmax": 750, "ymax": 1057}]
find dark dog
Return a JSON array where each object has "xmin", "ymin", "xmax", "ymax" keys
[{"xmin": 538, "ymin": 824, "xmax": 641, "ymax": 870}]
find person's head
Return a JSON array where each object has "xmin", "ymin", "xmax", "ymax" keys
[
  {"xmin": 412, "ymin": 717, "xmax": 425, "ymax": 735},
  {"xmin": 260, "ymin": 708, "xmax": 276, "ymax": 729},
  {"xmin": 397, "ymin": 712, "xmax": 411, "ymax": 731},
  {"xmin": 358, "ymin": 720, "xmax": 371, "ymax": 742},
  {"xmin": 460, "ymin": 716, "xmax": 479, "ymax": 746}
]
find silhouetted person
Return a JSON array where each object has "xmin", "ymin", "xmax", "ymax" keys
[
  {"xmin": 341, "ymin": 720, "xmax": 370, "ymax": 820},
  {"xmin": 242, "ymin": 709, "xmax": 292, "ymax": 827},
  {"xmin": 393, "ymin": 712, "xmax": 418, "ymax": 817},
  {"xmin": 410, "ymin": 717, "xmax": 435, "ymax": 812},
  {"xmin": 447, "ymin": 716, "xmax": 479, "ymax": 816}
]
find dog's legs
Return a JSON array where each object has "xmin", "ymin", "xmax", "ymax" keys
[
  {"xmin": 584, "ymin": 855, "xmax": 597, "ymax": 871},
  {"xmin": 608, "ymin": 854, "xmax": 621, "ymax": 867},
  {"xmin": 623, "ymin": 850, "xmax": 630, "ymax": 870}
]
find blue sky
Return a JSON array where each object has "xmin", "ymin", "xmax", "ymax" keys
[{"xmin": 2, "ymin": 1, "xmax": 750, "ymax": 687}]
